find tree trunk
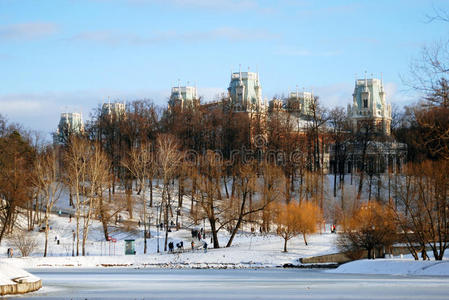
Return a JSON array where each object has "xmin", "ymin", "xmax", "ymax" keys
[
  {"xmin": 149, "ymin": 179, "xmax": 153, "ymax": 207},
  {"xmin": 0, "ymin": 206, "xmax": 13, "ymax": 244},
  {"xmin": 44, "ymin": 213, "xmax": 49, "ymax": 257},
  {"xmin": 283, "ymin": 238, "xmax": 288, "ymax": 252},
  {"xmin": 164, "ymin": 203, "xmax": 169, "ymax": 252},
  {"xmin": 226, "ymin": 191, "xmax": 248, "ymax": 248},
  {"xmin": 142, "ymin": 184, "xmax": 147, "ymax": 254}
]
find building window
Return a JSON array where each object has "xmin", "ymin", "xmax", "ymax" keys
[{"xmin": 363, "ymin": 99, "xmax": 368, "ymax": 108}]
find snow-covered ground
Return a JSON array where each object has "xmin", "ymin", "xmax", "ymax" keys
[
  {"xmin": 1, "ymin": 231, "xmax": 337, "ymax": 269},
  {"xmin": 1, "ymin": 184, "xmax": 339, "ymax": 269},
  {"xmin": 330, "ymin": 259, "xmax": 449, "ymax": 277}
]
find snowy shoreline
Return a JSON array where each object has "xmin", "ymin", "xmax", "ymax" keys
[
  {"xmin": 330, "ymin": 259, "xmax": 449, "ymax": 277},
  {"xmin": 6, "ymin": 255, "xmax": 449, "ymax": 277},
  {"xmin": 1, "ymin": 254, "xmax": 340, "ymax": 270}
]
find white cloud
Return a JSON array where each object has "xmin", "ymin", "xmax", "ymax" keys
[
  {"xmin": 0, "ymin": 22, "xmax": 58, "ymax": 40},
  {"xmin": 275, "ymin": 46, "xmax": 341, "ymax": 57},
  {"xmin": 128, "ymin": 0, "xmax": 267, "ymax": 12},
  {"xmin": 70, "ymin": 27, "xmax": 278, "ymax": 46},
  {"xmin": 0, "ymin": 89, "xmax": 166, "ymax": 139}
]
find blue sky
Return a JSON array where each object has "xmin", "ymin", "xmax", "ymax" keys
[{"xmin": 0, "ymin": 0, "xmax": 448, "ymax": 137}]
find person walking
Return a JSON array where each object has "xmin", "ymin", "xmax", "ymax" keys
[
  {"xmin": 203, "ymin": 241, "xmax": 208, "ymax": 253},
  {"xmin": 191, "ymin": 240, "xmax": 195, "ymax": 252}
]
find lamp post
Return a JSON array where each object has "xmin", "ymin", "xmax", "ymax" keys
[
  {"xmin": 72, "ymin": 230, "xmax": 75, "ymax": 257},
  {"xmin": 157, "ymin": 205, "xmax": 160, "ymax": 253},
  {"xmin": 176, "ymin": 208, "xmax": 180, "ymax": 230}
]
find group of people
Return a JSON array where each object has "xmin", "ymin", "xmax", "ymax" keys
[
  {"xmin": 168, "ymin": 241, "xmax": 184, "ymax": 252},
  {"xmin": 190, "ymin": 228, "xmax": 208, "ymax": 252},
  {"xmin": 190, "ymin": 240, "xmax": 208, "ymax": 253},
  {"xmin": 191, "ymin": 228, "xmax": 205, "ymax": 241}
]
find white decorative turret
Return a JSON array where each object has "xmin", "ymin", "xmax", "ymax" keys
[
  {"xmin": 228, "ymin": 68, "xmax": 264, "ymax": 113},
  {"xmin": 348, "ymin": 74, "xmax": 392, "ymax": 135},
  {"xmin": 169, "ymin": 81, "xmax": 199, "ymax": 110}
]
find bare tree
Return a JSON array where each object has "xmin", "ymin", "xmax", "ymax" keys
[
  {"xmin": 81, "ymin": 142, "xmax": 110, "ymax": 255},
  {"xmin": 0, "ymin": 130, "xmax": 35, "ymax": 243},
  {"xmin": 122, "ymin": 142, "xmax": 154, "ymax": 253},
  {"xmin": 391, "ymin": 161, "xmax": 449, "ymax": 260},
  {"xmin": 328, "ymin": 107, "xmax": 350, "ymax": 200},
  {"xmin": 156, "ymin": 134, "xmax": 183, "ymax": 251},
  {"xmin": 10, "ymin": 231, "xmax": 38, "ymax": 257},
  {"xmin": 33, "ymin": 146, "xmax": 63, "ymax": 257},
  {"xmin": 64, "ymin": 137, "xmax": 88, "ymax": 256}
]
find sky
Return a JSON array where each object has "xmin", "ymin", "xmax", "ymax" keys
[{"xmin": 1, "ymin": 0, "xmax": 448, "ymax": 138}]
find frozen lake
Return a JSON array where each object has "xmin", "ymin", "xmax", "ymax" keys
[{"xmin": 16, "ymin": 268, "xmax": 449, "ymax": 299}]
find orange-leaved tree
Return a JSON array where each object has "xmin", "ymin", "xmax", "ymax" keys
[
  {"xmin": 338, "ymin": 201, "xmax": 396, "ymax": 259},
  {"xmin": 274, "ymin": 201, "xmax": 322, "ymax": 252}
]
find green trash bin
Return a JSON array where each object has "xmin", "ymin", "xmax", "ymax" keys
[{"xmin": 125, "ymin": 239, "xmax": 135, "ymax": 255}]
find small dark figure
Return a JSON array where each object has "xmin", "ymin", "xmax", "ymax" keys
[
  {"xmin": 138, "ymin": 220, "xmax": 141, "ymax": 227},
  {"xmin": 168, "ymin": 242, "xmax": 174, "ymax": 253},
  {"xmin": 203, "ymin": 241, "xmax": 208, "ymax": 253},
  {"xmin": 198, "ymin": 232, "xmax": 202, "ymax": 241},
  {"xmin": 191, "ymin": 241, "xmax": 195, "ymax": 251},
  {"xmin": 55, "ymin": 236, "xmax": 58, "ymax": 241},
  {"xmin": 69, "ymin": 214, "xmax": 72, "ymax": 222},
  {"xmin": 176, "ymin": 241, "xmax": 184, "ymax": 250},
  {"xmin": 57, "ymin": 240, "xmax": 60, "ymax": 245},
  {"xmin": 7, "ymin": 248, "xmax": 10, "ymax": 258}
]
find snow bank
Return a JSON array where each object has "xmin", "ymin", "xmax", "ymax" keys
[
  {"xmin": 0, "ymin": 262, "xmax": 40, "ymax": 285},
  {"xmin": 330, "ymin": 259, "xmax": 449, "ymax": 276}
]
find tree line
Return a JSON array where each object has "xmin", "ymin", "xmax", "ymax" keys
[{"xmin": 0, "ymin": 40, "xmax": 448, "ymax": 257}]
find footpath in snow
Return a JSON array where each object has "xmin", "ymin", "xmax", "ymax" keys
[{"xmin": 330, "ymin": 259, "xmax": 449, "ymax": 276}]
